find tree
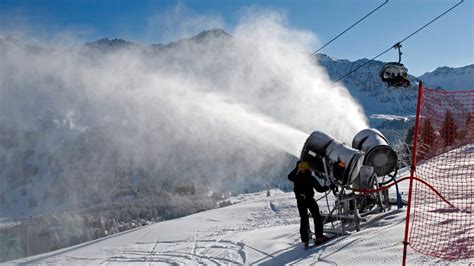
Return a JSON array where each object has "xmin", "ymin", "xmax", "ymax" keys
[
  {"xmin": 466, "ymin": 112, "xmax": 474, "ymax": 139},
  {"xmin": 420, "ymin": 119, "xmax": 436, "ymax": 147},
  {"xmin": 396, "ymin": 125, "xmax": 415, "ymax": 166},
  {"xmin": 417, "ymin": 119, "xmax": 436, "ymax": 160},
  {"xmin": 405, "ymin": 125, "xmax": 415, "ymax": 148},
  {"xmin": 441, "ymin": 110, "xmax": 458, "ymax": 147}
]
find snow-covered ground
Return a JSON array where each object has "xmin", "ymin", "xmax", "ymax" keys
[
  {"xmin": 369, "ymin": 114, "xmax": 415, "ymax": 122},
  {"xmin": 7, "ymin": 167, "xmax": 473, "ymax": 265}
]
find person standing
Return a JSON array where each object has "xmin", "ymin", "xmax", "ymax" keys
[{"xmin": 288, "ymin": 160, "xmax": 329, "ymax": 249}]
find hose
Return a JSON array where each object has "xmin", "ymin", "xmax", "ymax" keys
[
  {"xmin": 352, "ymin": 176, "xmax": 456, "ymax": 209},
  {"xmin": 390, "ymin": 174, "xmax": 402, "ymax": 209}
]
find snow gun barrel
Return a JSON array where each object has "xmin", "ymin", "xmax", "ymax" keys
[
  {"xmin": 300, "ymin": 131, "xmax": 364, "ymax": 187},
  {"xmin": 300, "ymin": 129, "xmax": 398, "ymax": 189}
]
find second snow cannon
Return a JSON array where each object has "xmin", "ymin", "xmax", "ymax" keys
[
  {"xmin": 352, "ymin": 128, "xmax": 397, "ymax": 176},
  {"xmin": 300, "ymin": 131, "xmax": 365, "ymax": 187}
]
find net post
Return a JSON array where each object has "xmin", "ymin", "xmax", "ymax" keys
[{"xmin": 402, "ymin": 81, "xmax": 423, "ymax": 265}]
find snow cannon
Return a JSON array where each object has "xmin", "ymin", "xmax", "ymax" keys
[
  {"xmin": 352, "ymin": 128, "xmax": 397, "ymax": 176},
  {"xmin": 300, "ymin": 131, "xmax": 365, "ymax": 187}
]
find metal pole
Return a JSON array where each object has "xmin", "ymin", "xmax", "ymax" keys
[
  {"xmin": 26, "ymin": 221, "xmax": 30, "ymax": 257},
  {"xmin": 402, "ymin": 81, "xmax": 423, "ymax": 265}
]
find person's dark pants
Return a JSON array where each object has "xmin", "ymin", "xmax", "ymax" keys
[{"xmin": 297, "ymin": 197, "xmax": 324, "ymax": 242}]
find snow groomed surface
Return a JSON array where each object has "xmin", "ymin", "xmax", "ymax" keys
[{"xmin": 8, "ymin": 168, "xmax": 474, "ymax": 265}]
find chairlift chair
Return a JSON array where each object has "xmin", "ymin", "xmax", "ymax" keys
[
  {"xmin": 380, "ymin": 43, "xmax": 410, "ymax": 88},
  {"xmin": 380, "ymin": 62, "xmax": 410, "ymax": 87}
]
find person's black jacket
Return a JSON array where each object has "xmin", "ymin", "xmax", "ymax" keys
[{"xmin": 288, "ymin": 167, "xmax": 329, "ymax": 200}]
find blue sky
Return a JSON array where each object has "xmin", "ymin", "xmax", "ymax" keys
[{"xmin": 0, "ymin": 0, "xmax": 472, "ymax": 76}]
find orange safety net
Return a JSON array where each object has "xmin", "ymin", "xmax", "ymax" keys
[{"xmin": 409, "ymin": 87, "xmax": 474, "ymax": 259}]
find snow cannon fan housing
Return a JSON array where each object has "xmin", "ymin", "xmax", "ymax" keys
[
  {"xmin": 300, "ymin": 131, "xmax": 365, "ymax": 187},
  {"xmin": 352, "ymin": 128, "xmax": 397, "ymax": 176}
]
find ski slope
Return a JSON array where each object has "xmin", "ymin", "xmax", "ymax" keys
[{"xmin": 7, "ymin": 167, "xmax": 473, "ymax": 265}]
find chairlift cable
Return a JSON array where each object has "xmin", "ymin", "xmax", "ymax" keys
[
  {"xmin": 312, "ymin": 0, "xmax": 389, "ymax": 55},
  {"xmin": 397, "ymin": 0, "xmax": 464, "ymax": 45},
  {"xmin": 335, "ymin": 0, "xmax": 464, "ymax": 83},
  {"xmin": 335, "ymin": 46, "xmax": 393, "ymax": 82}
]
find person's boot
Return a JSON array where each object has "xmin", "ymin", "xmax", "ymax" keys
[
  {"xmin": 315, "ymin": 235, "xmax": 329, "ymax": 245},
  {"xmin": 303, "ymin": 241, "xmax": 309, "ymax": 249}
]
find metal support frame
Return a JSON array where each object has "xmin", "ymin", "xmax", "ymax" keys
[
  {"xmin": 319, "ymin": 158, "xmax": 388, "ymax": 236},
  {"xmin": 393, "ymin": 42, "xmax": 403, "ymax": 63}
]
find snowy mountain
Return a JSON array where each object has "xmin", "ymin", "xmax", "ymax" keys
[
  {"xmin": 84, "ymin": 38, "xmax": 135, "ymax": 52},
  {"xmin": 313, "ymin": 56, "xmax": 473, "ymax": 136},
  {"xmin": 55, "ymin": 32, "xmax": 474, "ymax": 120},
  {"xmin": 84, "ymin": 34, "xmax": 421, "ymax": 118},
  {"xmin": 418, "ymin": 64, "xmax": 474, "ymax": 90},
  {"xmin": 315, "ymin": 53, "xmax": 419, "ymax": 116},
  {"xmin": 82, "ymin": 32, "xmax": 470, "ymax": 121},
  {"xmin": 84, "ymin": 29, "xmax": 231, "ymax": 52}
]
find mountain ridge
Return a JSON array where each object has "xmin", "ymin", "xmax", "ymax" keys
[
  {"xmin": 79, "ymin": 31, "xmax": 472, "ymax": 119},
  {"xmin": 418, "ymin": 64, "xmax": 474, "ymax": 90}
]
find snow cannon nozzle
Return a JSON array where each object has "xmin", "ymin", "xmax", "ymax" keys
[
  {"xmin": 351, "ymin": 128, "xmax": 398, "ymax": 177},
  {"xmin": 300, "ymin": 131, "xmax": 364, "ymax": 188}
]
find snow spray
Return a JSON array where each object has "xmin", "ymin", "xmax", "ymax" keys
[{"xmin": 0, "ymin": 10, "xmax": 368, "ymax": 201}]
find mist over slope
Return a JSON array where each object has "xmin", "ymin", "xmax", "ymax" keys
[{"xmin": 0, "ymin": 17, "xmax": 368, "ymax": 217}]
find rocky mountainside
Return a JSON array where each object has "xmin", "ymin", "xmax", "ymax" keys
[
  {"xmin": 313, "ymin": 55, "xmax": 472, "ymax": 135},
  {"xmin": 314, "ymin": 53, "xmax": 419, "ymax": 116}
]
